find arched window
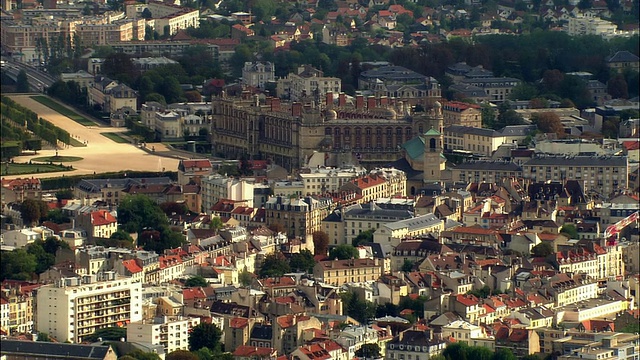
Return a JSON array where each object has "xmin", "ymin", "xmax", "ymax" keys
[{"xmin": 430, "ymin": 138, "xmax": 436, "ymax": 150}]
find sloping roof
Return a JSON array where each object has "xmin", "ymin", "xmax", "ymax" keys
[
  {"xmin": 401, "ymin": 136, "xmax": 425, "ymax": 160},
  {"xmin": 121, "ymin": 259, "xmax": 143, "ymax": 274},
  {"xmin": 0, "ymin": 340, "xmax": 113, "ymax": 359},
  {"xmin": 607, "ymin": 50, "xmax": 639, "ymax": 63},
  {"xmin": 424, "ymin": 128, "xmax": 440, "ymax": 136},
  {"xmin": 90, "ymin": 210, "xmax": 117, "ymax": 226}
]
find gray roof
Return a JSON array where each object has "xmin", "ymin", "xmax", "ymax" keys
[
  {"xmin": 461, "ymin": 77, "xmax": 520, "ymax": 86},
  {"xmin": 0, "ymin": 340, "xmax": 113, "ymax": 359},
  {"xmin": 385, "ymin": 213, "xmax": 441, "ymax": 231},
  {"xmin": 607, "ymin": 50, "xmax": 639, "ymax": 63},
  {"xmin": 360, "ymin": 65, "xmax": 427, "ymax": 82},
  {"xmin": 499, "ymin": 125, "xmax": 536, "ymax": 136},
  {"xmin": 343, "ymin": 203, "xmax": 413, "ymax": 220},
  {"xmin": 453, "ymin": 160, "xmax": 522, "ymax": 171},
  {"xmin": 523, "ymin": 155, "xmax": 627, "ymax": 167},
  {"xmin": 444, "ymin": 125, "xmax": 500, "ymax": 137}
]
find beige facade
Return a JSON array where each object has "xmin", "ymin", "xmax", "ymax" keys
[
  {"xmin": 443, "ymin": 101, "xmax": 481, "ymax": 128},
  {"xmin": 76, "ymin": 20, "xmax": 135, "ymax": 46},
  {"xmin": 313, "ymin": 258, "xmax": 384, "ymax": 286},
  {"xmin": 522, "ymin": 156, "xmax": 628, "ymax": 196},
  {"xmin": 265, "ymin": 196, "xmax": 332, "ymax": 238}
]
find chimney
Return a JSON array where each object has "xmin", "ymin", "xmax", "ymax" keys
[
  {"xmin": 367, "ymin": 96, "xmax": 376, "ymax": 110},
  {"xmin": 326, "ymin": 92, "xmax": 333, "ymax": 109},
  {"xmin": 271, "ymin": 98, "xmax": 280, "ymax": 112},
  {"xmin": 338, "ymin": 93, "xmax": 346, "ymax": 107},
  {"xmin": 380, "ymin": 96, "xmax": 388, "ymax": 106},
  {"xmin": 356, "ymin": 95, "xmax": 364, "ymax": 110},
  {"xmin": 292, "ymin": 102, "xmax": 302, "ymax": 117}
]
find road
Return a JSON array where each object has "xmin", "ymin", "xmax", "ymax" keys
[
  {"xmin": 3, "ymin": 95, "xmax": 180, "ymax": 180},
  {"xmin": 2, "ymin": 59, "xmax": 56, "ymax": 92}
]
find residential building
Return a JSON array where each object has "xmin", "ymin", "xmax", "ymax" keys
[
  {"xmin": 177, "ymin": 159, "xmax": 213, "ymax": 186},
  {"xmin": 272, "ymin": 314, "xmax": 322, "ymax": 355},
  {"xmin": 460, "ymin": 77, "xmax": 521, "ymax": 102},
  {"xmin": 313, "ymin": 258, "xmax": 384, "ymax": 286},
  {"xmin": 277, "ymin": 65, "xmax": 341, "ymax": 101},
  {"xmin": 298, "ymin": 166, "xmax": 366, "ymax": 195},
  {"xmin": 1, "ymin": 227, "xmax": 52, "ymax": 248},
  {"xmin": 1, "ymin": 177, "xmax": 41, "ymax": 205},
  {"xmin": 145, "ymin": 1, "xmax": 200, "ymax": 36},
  {"xmin": 450, "ymin": 160, "xmax": 522, "ymax": 184},
  {"xmin": 386, "ymin": 330, "xmax": 447, "ymax": 360},
  {"xmin": 324, "ymin": 203, "xmax": 413, "ymax": 246},
  {"xmin": 340, "ymin": 170, "xmax": 407, "ymax": 204},
  {"xmin": 358, "ymin": 65, "xmax": 441, "ymax": 106},
  {"xmin": 522, "ymin": 155, "xmax": 628, "ymax": 196},
  {"xmin": 127, "ymin": 316, "xmax": 200, "ymax": 354},
  {"xmin": 0, "ymin": 341, "xmax": 118, "ymax": 360},
  {"xmin": 36, "ymin": 273, "xmax": 143, "ymax": 343},
  {"xmin": 441, "ymin": 320, "xmax": 485, "ymax": 342},
  {"xmin": 76, "ymin": 210, "xmax": 118, "ymax": 240},
  {"xmin": 442, "ymin": 101, "xmax": 482, "ymax": 128},
  {"xmin": 1, "ymin": 281, "xmax": 41, "ymax": 335},
  {"xmin": 374, "ymin": 213, "xmax": 444, "ymax": 248},
  {"xmin": 242, "ymin": 61, "xmax": 275, "ymax": 89},
  {"xmin": 201, "ymin": 175, "xmax": 255, "ymax": 212},
  {"xmin": 443, "ymin": 125, "xmax": 534, "ymax": 156},
  {"xmin": 567, "ymin": 16, "xmax": 617, "ymax": 36},
  {"xmin": 606, "ymin": 50, "xmax": 640, "ymax": 73},
  {"xmin": 264, "ymin": 196, "xmax": 332, "ymax": 238}
]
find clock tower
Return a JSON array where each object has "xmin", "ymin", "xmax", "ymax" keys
[{"xmin": 423, "ymin": 101, "xmax": 445, "ymax": 183}]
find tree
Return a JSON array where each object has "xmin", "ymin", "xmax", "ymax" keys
[
  {"xmin": 352, "ymin": 229, "xmax": 374, "ymax": 247},
  {"xmin": 259, "ymin": 253, "xmax": 291, "ymax": 278},
  {"xmin": 329, "ymin": 244, "xmax": 359, "ymax": 260},
  {"xmin": 481, "ymin": 104, "xmax": 496, "ymax": 129},
  {"xmin": 121, "ymin": 350, "xmax": 161, "ymax": 360},
  {"xmin": 313, "ymin": 231, "xmax": 329, "ymax": 255},
  {"xmin": 533, "ymin": 112, "xmax": 564, "ymax": 137},
  {"xmin": 531, "ymin": 241, "xmax": 554, "ymax": 257},
  {"xmin": 442, "ymin": 342, "xmax": 469, "ymax": 360},
  {"xmin": 340, "ymin": 291, "xmax": 376, "ymax": 323},
  {"xmin": 468, "ymin": 346, "xmax": 494, "ymax": 360},
  {"xmin": 55, "ymin": 189, "xmax": 74, "ymax": 201},
  {"xmin": 521, "ymin": 355, "xmax": 542, "ymax": 360},
  {"xmin": 1, "ymin": 249, "xmax": 37, "ymax": 280},
  {"xmin": 166, "ymin": 350, "xmax": 199, "ymax": 360},
  {"xmin": 16, "ymin": 70, "xmax": 29, "ymax": 92},
  {"xmin": 84, "ymin": 327, "xmax": 127, "ymax": 342},
  {"xmin": 492, "ymin": 348, "xmax": 516, "ymax": 360},
  {"xmin": 160, "ymin": 202, "xmax": 189, "ymax": 216},
  {"xmin": 189, "ymin": 323, "xmax": 222, "ymax": 352},
  {"xmin": 560, "ymin": 224, "xmax": 579, "ymax": 239},
  {"xmin": 238, "ymin": 270, "xmax": 252, "ymax": 286},
  {"xmin": 110, "ymin": 230, "xmax": 134, "ymax": 242},
  {"xmin": 46, "ymin": 209, "xmax": 70, "ymax": 224},
  {"xmin": 19, "ymin": 198, "xmax": 48, "ymax": 225},
  {"xmin": 355, "ymin": 344, "xmax": 381, "ymax": 359},
  {"xmin": 401, "ymin": 259, "xmax": 415, "ymax": 272},
  {"xmin": 289, "ymin": 250, "xmax": 316, "ymax": 273},
  {"xmin": 210, "ymin": 217, "xmax": 223, "ymax": 230},
  {"xmin": 36, "ymin": 332, "xmax": 52, "ymax": 342},
  {"xmin": 185, "ymin": 275, "xmax": 209, "ymax": 288},
  {"xmin": 608, "ymin": 74, "xmax": 629, "ymax": 99}
]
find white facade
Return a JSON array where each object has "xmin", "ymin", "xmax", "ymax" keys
[
  {"xmin": 567, "ymin": 17, "xmax": 617, "ymax": 36},
  {"xmin": 1, "ymin": 228, "xmax": 40, "ymax": 248},
  {"xmin": 441, "ymin": 320, "xmax": 485, "ymax": 342},
  {"xmin": 299, "ymin": 166, "xmax": 366, "ymax": 195},
  {"xmin": 127, "ymin": 316, "xmax": 200, "ymax": 354},
  {"xmin": 36, "ymin": 273, "xmax": 143, "ymax": 343},
  {"xmin": 242, "ymin": 61, "xmax": 275, "ymax": 88},
  {"xmin": 201, "ymin": 175, "xmax": 255, "ymax": 212}
]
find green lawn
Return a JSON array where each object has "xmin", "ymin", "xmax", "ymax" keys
[
  {"xmin": 1, "ymin": 162, "xmax": 72, "ymax": 175},
  {"xmin": 32, "ymin": 155, "xmax": 83, "ymax": 162},
  {"xmin": 69, "ymin": 137, "xmax": 86, "ymax": 147},
  {"xmin": 101, "ymin": 132, "xmax": 130, "ymax": 143},
  {"xmin": 30, "ymin": 96, "xmax": 97, "ymax": 126}
]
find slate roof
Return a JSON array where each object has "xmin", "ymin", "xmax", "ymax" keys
[
  {"xmin": 251, "ymin": 323, "xmax": 273, "ymax": 340},
  {"xmin": 453, "ymin": 161, "xmax": 522, "ymax": 171},
  {"xmin": 0, "ymin": 340, "xmax": 113, "ymax": 359},
  {"xmin": 607, "ymin": 50, "xmax": 639, "ymax": 63},
  {"xmin": 523, "ymin": 155, "xmax": 627, "ymax": 167}
]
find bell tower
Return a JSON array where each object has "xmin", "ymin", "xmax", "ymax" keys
[{"xmin": 423, "ymin": 101, "xmax": 445, "ymax": 183}]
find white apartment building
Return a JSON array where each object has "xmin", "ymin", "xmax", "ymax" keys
[
  {"xmin": 127, "ymin": 316, "xmax": 200, "ymax": 354},
  {"xmin": 441, "ymin": 320, "xmax": 485, "ymax": 342},
  {"xmin": 298, "ymin": 166, "xmax": 366, "ymax": 195},
  {"xmin": 0, "ymin": 228, "xmax": 49, "ymax": 248},
  {"xmin": 567, "ymin": 17, "xmax": 617, "ymax": 37},
  {"xmin": 145, "ymin": 1, "xmax": 200, "ymax": 36},
  {"xmin": 201, "ymin": 175, "xmax": 255, "ymax": 212},
  {"xmin": 374, "ymin": 213, "xmax": 444, "ymax": 248},
  {"xmin": 36, "ymin": 273, "xmax": 143, "ymax": 343}
]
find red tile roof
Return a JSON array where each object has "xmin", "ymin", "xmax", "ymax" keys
[
  {"xmin": 229, "ymin": 317, "xmax": 249, "ymax": 329},
  {"xmin": 183, "ymin": 287, "xmax": 207, "ymax": 300},
  {"xmin": 444, "ymin": 101, "xmax": 481, "ymax": 111},
  {"xmin": 122, "ymin": 259, "xmax": 143, "ymax": 274},
  {"xmin": 91, "ymin": 210, "xmax": 117, "ymax": 226},
  {"xmin": 232, "ymin": 345, "xmax": 276, "ymax": 357},
  {"xmin": 456, "ymin": 294, "xmax": 479, "ymax": 307}
]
